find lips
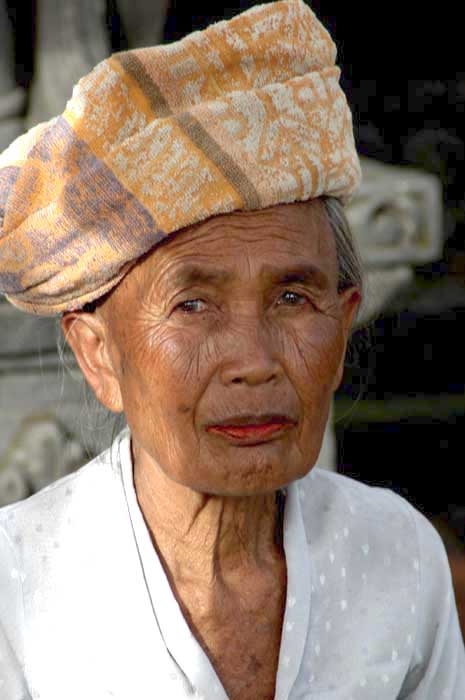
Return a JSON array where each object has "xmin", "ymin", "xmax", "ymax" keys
[
  {"xmin": 206, "ymin": 416, "xmax": 295, "ymax": 445},
  {"xmin": 208, "ymin": 413, "xmax": 295, "ymax": 428}
]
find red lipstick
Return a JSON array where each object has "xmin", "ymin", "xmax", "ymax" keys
[{"xmin": 207, "ymin": 420, "xmax": 293, "ymax": 444}]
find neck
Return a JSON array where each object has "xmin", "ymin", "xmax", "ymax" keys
[{"xmin": 132, "ymin": 442, "xmax": 285, "ymax": 593}]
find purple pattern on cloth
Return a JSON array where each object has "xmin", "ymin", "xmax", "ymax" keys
[
  {"xmin": 39, "ymin": 118, "xmax": 160, "ymax": 256},
  {"xmin": 0, "ymin": 167, "xmax": 20, "ymax": 229},
  {"xmin": 0, "ymin": 118, "xmax": 166, "ymax": 302},
  {"xmin": 0, "ymin": 270, "xmax": 23, "ymax": 293}
]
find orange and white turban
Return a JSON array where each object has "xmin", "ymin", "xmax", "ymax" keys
[{"xmin": 0, "ymin": 0, "xmax": 361, "ymax": 316}]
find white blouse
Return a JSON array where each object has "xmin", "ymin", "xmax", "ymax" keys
[{"xmin": 0, "ymin": 428, "xmax": 464, "ymax": 699}]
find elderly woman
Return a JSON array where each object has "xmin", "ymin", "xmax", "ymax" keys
[{"xmin": 0, "ymin": 1, "xmax": 464, "ymax": 698}]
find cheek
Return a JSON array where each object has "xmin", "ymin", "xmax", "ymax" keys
[
  {"xmin": 117, "ymin": 322, "xmax": 207, "ymax": 422},
  {"xmin": 116, "ymin": 312, "xmax": 344, "ymax": 433},
  {"xmin": 292, "ymin": 316, "xmax": 345, "ymax": 395}
]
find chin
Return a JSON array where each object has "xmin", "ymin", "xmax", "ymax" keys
[{"xmin": 191, "ymin": 461, "xmax": 313, "ymax": 498}]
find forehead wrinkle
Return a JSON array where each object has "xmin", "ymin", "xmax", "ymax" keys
[
  {"xmin": 159, "ymin": 220, "xmax": 329, "ymax": 268},
  {"xmin": 158, "ymin": 259, "xmax": 331, "ymax": 294},
  {"xmin": 185, "ymin": 218, "xmax": 314, "ymax": 248},
  {"xmin": 171, "ymin": 199, "xmax": 323, "ymax": 242},
  {"xmin": 137, "ymin": 200, "xmax": 336, "ymax": 298}
]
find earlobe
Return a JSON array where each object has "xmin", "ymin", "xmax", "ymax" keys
[{"xmin": 60, "ymin": 313, "xmax": 124, "ymax": 413}]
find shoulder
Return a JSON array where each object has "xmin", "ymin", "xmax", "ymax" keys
[
  {"xmin": 305, "ymin": 468, "xmax": 452, "ymax": 583},
  {"xmin": 300, "ymin": 467, "xmax": 453, "ymax": 573},
  {"xmin": 299, "ymin": 469, "xmax": 465, "ymax": 695},
  {"xmin": 297, "ymin": 468, "xmax": 438, "ymax": 596},
  {"xmin": 0, "ymin": 429, "xmax": 142, "ymax": 696},
  {"xmin": 298, "ymin": 467, "xmax": 423, "ymax": 546},
  {"xmin": 0, "ymin": 430, "xmax": 127, "ymax": 547},
  {"xmin": 306, "ymin": 468, "xmax": 448, "ymax": 553}
]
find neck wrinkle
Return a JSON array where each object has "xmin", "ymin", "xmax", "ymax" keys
[{"xmin": 133, "ymin": 449, "xmax": 285, "ymax": 591}]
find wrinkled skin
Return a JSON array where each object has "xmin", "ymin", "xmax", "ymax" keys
[{"xmin": 62, "ymin": 198, "xmax": 360, "ymax": 700}]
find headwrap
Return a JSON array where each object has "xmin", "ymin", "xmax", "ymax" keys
[{"xmin": 0, "ymin": 0, "xmax": 361, "ymax": 316}]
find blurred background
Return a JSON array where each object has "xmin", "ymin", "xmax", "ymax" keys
[{"xmin": 1, "ymin": 0, "xmax": 464, "ymax": 638}]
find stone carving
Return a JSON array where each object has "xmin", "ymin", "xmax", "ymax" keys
[
  {"xmin": 0, "ymin": 415, "xmax": 88, "ymax": 507},
  {"xmin": 360, "ymin": 267, "xmax": 414, "ymax": 327},
  {"xmin": 347, "ymin": 157, "xmax": 443, "ymax": 268}
]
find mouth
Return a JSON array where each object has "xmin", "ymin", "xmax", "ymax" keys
[{"xmin": 206, "ymin": 419, "xmax": 294, "ymax": 445}]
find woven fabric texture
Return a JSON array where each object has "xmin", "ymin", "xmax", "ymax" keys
[{"xmin": 0, "ymin": 0, "xmax": 361, "ymax": 315}]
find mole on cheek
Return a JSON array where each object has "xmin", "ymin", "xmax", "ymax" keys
[{"xmin": 178, "ymin": 404, "xmax": 191, "ymax": 414}]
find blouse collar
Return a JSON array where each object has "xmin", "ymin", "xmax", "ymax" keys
[{"xmin": 119, "ymin": 430, "xmax": 311, "ymax": 700}]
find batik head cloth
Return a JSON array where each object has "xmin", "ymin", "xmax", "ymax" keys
[{"xmin": 0, "ymin": 0, "xmax": 361, "ymax": 316}]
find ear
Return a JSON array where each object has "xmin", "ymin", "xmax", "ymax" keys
[
  {"xmin": 332, "ymin": 286, "xmax": 362, "ymax": 392},
  {"xmin": 61, "ymin": 312, "xmax": 124, "ymax": 413}
]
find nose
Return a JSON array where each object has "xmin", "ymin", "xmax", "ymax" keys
[{"xmin": 218, "ymin": 313, "xmax": 283, "ymax": 386}]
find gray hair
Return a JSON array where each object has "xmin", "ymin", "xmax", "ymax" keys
[
  {"xmin": 321, "ymin": 196, "xmax": 368, "ymax": 385},
  {"xmin": 321, "ymin": 194, "xmax": 364, "ymax": 308}
]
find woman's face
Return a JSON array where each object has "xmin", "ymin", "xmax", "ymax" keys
[{"xmin": 80, "ymin": 199, "xmax": 359, "ymax": 496}]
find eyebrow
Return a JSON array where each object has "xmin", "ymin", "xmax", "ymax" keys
[{"xmin": 165, "ymin": 263, "xmax": 330, "ymax": 290}]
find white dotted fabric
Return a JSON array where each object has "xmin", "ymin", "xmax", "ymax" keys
[{"xmin": 0, "ymin": 428, "xmax": 464, "ymax": 699}]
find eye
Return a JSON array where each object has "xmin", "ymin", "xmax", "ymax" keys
[
  {"xmin": 174, "ymin": 298, "xmax": 207, "ymax": 314},
  {"xmin": 174, "ymin": 292, "xmax": 312, "ymax": 313},
  {"xmin": 278, "ymin": 290, "xmax": 310, "ymax": 306}
]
